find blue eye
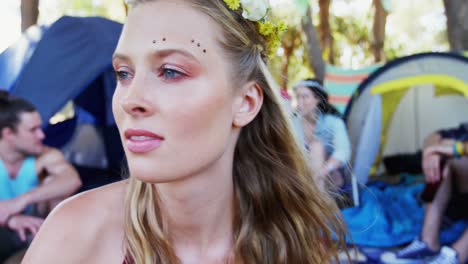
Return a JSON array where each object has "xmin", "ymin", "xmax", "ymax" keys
[
  {"xmin": 162, "ymin": 68, "xmax": 182, "ymax": 79},
  {"xmin": 115, "ymin": 70, "xmax": 129, "ymax": 81}
]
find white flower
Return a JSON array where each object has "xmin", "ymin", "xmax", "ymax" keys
[{"xmin": 240, "ymin": 0, "xmax": 269, "ymax": 21}]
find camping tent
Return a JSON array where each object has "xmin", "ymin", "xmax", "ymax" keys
[
  {"xmin": 0, "ymin": 16, "xmax": 124, "ymax": 189},
  {"xmin": 2, "ymin": 16, "xmax": 121, "ymax": 127},
  {"xmin": 345, "ymin": 52, "xmax": 468, "ymax": 185},
  {"xmin": 0, "ymin": 25, "xmax": 47, "ymax": 90}
]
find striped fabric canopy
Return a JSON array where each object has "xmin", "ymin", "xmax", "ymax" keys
[{"xmin": 325, "ymin": 64, "xmax": 381, "ymax": 113}]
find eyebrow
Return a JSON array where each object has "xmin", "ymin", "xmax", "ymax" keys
[
  {"xmin": 28, "ymin": 124, "xmax": 41, "ymax": 130},
  {"xmin": 154, "ymin": 49, "xmax": 199, "ymax": 62},
  {"xmin": 112, "ymin": 53, "xmax": 130, "ymax": 62},
  {"xmin": 112, "ymin": 48, "xmax": 200, "ymax": 64}
]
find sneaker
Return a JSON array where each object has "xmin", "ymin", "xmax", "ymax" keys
[
  {"xmin": 380, "ymin": 239, "xmax": 439, "ymax": 264},
  {"xmin": 427, "ymin": 246, "xmax": 459, "ymax": 264}
]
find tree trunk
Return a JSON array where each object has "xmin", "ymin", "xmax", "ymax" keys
[
  {"xmin": 443, "ymin": 0, "xmax": 468, "ymax": 51},
  {"xmin": 21, "ymin": 0, "xmax": 39, "ymax": 32},
  {"xmin": 123, "ymin": 0, "xmax": 129, "ymax": 16},
  {"xmin": 280, "ymin": 28, "xmax": 301, "ymax": 89},
  {"xmin": 302, "ymin": 7, "xmax": 326, "ymax": 82},
  {"xmin": 372, "ymin": 0, "xmax": 388, "ymax": 62},
  {"xmin": 280, "ymin": 40, "xmax": 294, "ymax": 89},
  {"xmin": 319, "ymin": 0, "xmax": 334, "ymax": 64}
]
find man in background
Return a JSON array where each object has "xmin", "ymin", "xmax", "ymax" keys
[{"xmin": 0, "ymin": 91, "xmax": 82, "ymax": 262}]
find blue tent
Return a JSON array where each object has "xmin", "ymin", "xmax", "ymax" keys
[
  {"xmin": 1, "ymin": 16, "xmax": 121, "ymax": 127},
  {"xmin": 0, "ymin": 24, "xmax": 46, "ymax": 90},
  {"xmin": 0, "ymin": 16, "xmax": 125, "ymax": 189}
]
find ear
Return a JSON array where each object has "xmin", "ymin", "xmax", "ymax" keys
[
  {"xmin": 232, "ymin": 81, "xmax": 263, "ymax": 128},
  {"xmin": 1, "ymin": 127, "xmax": 14, "ymax": 139}
]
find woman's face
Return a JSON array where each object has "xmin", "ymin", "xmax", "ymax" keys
[
  {"xmin": 112, "ymin": 0, "xmax": 240, "ymax": 183},
  {"xmin": 295, "ymin": 86, "xmax": 319, "ymax": 116}
]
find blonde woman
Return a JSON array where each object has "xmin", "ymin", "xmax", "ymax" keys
[{"xmin": 23, "ymin": 0, "xmax": 347, "ymax": 263}]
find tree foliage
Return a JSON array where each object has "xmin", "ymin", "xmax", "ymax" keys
[
  {"xmin": 56, "ymin": 0, "xmax": 126, "ymax": 22},
  {"xmin": 27, "ymin": 0, "xmax": 452, "ymax": 90}
]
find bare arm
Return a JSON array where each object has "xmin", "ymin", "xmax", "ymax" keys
[
  {"xmin": 425, "ymin": 140, "xmax": 468, "ymax": 157},
  {"xmin": 16, "ymin": 148, "xmax": 82, "ymax": 212},
  {"xmin": 0, "ymin": 149, "xmax": 81, "ymax": 224},
  {"xmin": 423, "ymin": 131, "xmax": 455, "ymax": 148},
  {"xmin": 318, "ymin": 117, "xmax": 350, "ymax": 177},
  {"xmin": 422, "ymin": 132, "xmax": 457, "ymax": 183},
  {"xmin": 423, "ymin": 132, "xmax": 442, "ymax": 148}
]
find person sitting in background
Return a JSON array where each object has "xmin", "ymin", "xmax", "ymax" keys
[
  {"xmin": 382, "ymin": 123, "xmax": 468, "ymax": 264},
  {"xmin": 0, "ymin": 91, "xmax": 82, "ymax": 262},
  {"xmin": 294, "ymin": 78, "xmax": 351, "ymax": 191}
]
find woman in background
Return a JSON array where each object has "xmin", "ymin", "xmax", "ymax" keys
[{"xmin": 294, "ymin": 78, "xmax": 351, "ymax": 191}]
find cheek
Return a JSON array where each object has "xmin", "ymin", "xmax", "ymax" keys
[
  {"xmin": 169, "ymin": 90, "xmax": 232, "ymax": 142},
  {"xmin": 299, "ymin": 98, "xmax": 312, "ymax": 109},
  {"xmin": 137, "ymin": 85, "xmax": 234, "ymax": 181},
  {"xmin": 307, "ymin": 97, "xmax": 316, "ymax": 107},
  {"xmin": 311, "ymin": 98, "xmax": 319, "ymax": 107},
  {"xmin": 298, "ymin": 99, "xmax": 306, "ymax": 108},
  {"xmin": 112, "ymin": 88, "xmax": 125, "ymax": 127},
  {"xmin": 113, "ymin": 78, "xmax": 234, "ymax": 182}
]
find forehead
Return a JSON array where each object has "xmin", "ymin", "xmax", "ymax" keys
[
  {"xmin": 295, "ymin": 86, "xmax": 314, "ymax": 96},
  {"xmin": 18, "ymin": 112, "xmax": 42, "ymax": 127},
  {"xmin": 117, "ymin": 0, "xmax": 224, "ymax": 59}
]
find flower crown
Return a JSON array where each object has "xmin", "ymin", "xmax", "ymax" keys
[{"xmin": 223, "ymin": 0, "xmax": 286, "ymax": 57}]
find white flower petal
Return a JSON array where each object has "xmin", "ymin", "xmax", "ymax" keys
[{"xmin": 240, "ymin": 0, "xmax": 268, "ymax": 21}]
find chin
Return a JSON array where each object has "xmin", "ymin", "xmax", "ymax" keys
[
  {"xmin": 26, "ymin": 146, "xmax": 43, "ymax": 156},
  {"xmin": 128, "ymin": 163, "xmax": 177, "ymax": 184},
  {"xmin": 36, "ymin": 145, "xmax": 44, "ymax": 153}
]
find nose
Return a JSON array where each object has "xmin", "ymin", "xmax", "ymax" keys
[
  {"xmin": 296, "ymin": 97, "xmax": 304, "ymax": 108},
  {"xmin": 37, "ymin": 129, "xmax": 45, "ymax": 141},
  {"xmin": 121, "ymin": 82, "xmax": 155, "ymax": 117}
]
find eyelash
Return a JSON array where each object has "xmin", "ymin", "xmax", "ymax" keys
[
  {"xmin": 115, "ymin": 70, "xmax": 129, "ymax": 81},
  {"xmin": 113, "ymin": 65, "xmax": 187, "ymax": 84},
  {"xmin": 158, "ymin": 66, "xmax": 186, "ymax": 81}
]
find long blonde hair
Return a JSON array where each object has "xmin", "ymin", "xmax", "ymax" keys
[{"xmin": 123, "ymin": 0, "xmax": 347, "ymax": 263}]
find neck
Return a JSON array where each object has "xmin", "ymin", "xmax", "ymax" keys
[
  {"xmin": 0, "ymin": 141, "xmax": 24, "ymax": 165},
  {"xmin": 156, "ymin": 146, "xmax": 235, "ymax": 258}
]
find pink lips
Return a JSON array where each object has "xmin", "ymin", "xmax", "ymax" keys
[{"xmin": 124, "ymin": 129, "xmax": 164, "ymax": 153}]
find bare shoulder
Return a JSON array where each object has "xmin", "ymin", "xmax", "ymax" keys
[
  {"xmin": 35, "ymin": 147, "xmax": 65, "ymax": 169},
  {"xmin": 22, "ymin": 180, "xmax": 128, "ymax": 264},
  {"xmin": 38, "ymin": 146, "xmax": 63, "ymax": 159}
]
